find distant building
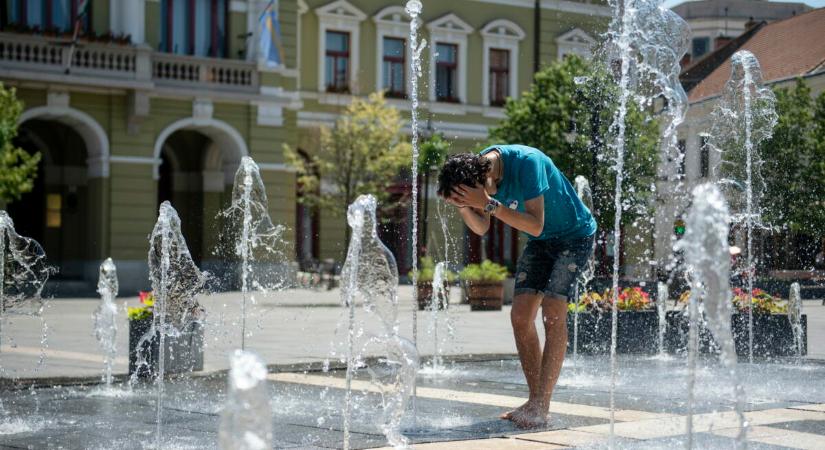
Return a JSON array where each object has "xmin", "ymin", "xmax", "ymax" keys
[
  {"xmin": 672, "ymin": 0, "xmax": 811, "ymax": 64},
  {"xmin": 655, "ymin": 7, "xmax": 825, "ymax": 275}
]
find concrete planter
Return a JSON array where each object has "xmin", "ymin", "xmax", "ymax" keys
[
  {"xmin": 567, "ymin": 310, "xmax": 659, "ymax": 355},
  {"xmin": 128, "ymin": 317, "xmax": 204, "ymax": 379},
  {"xmin": 416, "ymin": 282, "xmax": 450, "ymax": 311},
  {"xmin": 665, "ymin": 311, "xmax": 808, "ymax": 357},
  {"xmin": 465, "ymin": 281, "xmax": 504, "ymax": 311}
]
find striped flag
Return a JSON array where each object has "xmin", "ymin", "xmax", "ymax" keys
[{"xmin": 259, "ymin": 0, "xmax": 285, "ymax": 67}]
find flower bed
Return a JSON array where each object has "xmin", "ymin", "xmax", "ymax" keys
[
  {"xmin": 667, "ymin": 289, "xmax": 808, "ymax": 357},
  {"xmin": 567, "ymin": 287, "xmax": 659, "ymax": 355},
  {"xmin": 128, "ymin": 291, "xmax": 204, "ymax": 378}
]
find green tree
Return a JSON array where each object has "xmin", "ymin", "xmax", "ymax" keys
[
  {"xmin": 762, "ymin": 79, "xmax": 825, "ymax": 251},
  {"xmin": 489, "ymin": 55, "xmax": 659, "ymax": 232},
  {"xmin": 0, "ymin": 83, "xmax": 40, "ymax": 204},
  {"xmin": 285, "ymin": 91, "xmax": 411, "ymax": 242}
]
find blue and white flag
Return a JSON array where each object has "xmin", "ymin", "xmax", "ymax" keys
[{"xmin": 259, "ymin": 0, "xmax": 284, "ymax": 67}]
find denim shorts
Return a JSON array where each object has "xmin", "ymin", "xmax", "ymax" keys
[{"xmin": 513, "ymin": 233, "xmax": 595, "ymax": 301}]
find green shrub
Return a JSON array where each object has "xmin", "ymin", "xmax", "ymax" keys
[
  {"xmin": 409, "ymin": 256, "xmax": 456, "ymax": 283},
  {"xmin": 459, "ymin": 260, "xmax": 508, "ymax": 283}
]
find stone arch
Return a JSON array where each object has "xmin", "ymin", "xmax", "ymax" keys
[
  {"xmin": 152, "ymin": 117, "xmax": 249, "ymax": 185},
  {"xmin": 18, "ymin": 106, "xmax": 110, "ymax": 177}
]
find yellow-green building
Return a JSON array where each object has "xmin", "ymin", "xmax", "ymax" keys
[{"xmin": 0, "ymin": 0, "xmax": 608, "ymax": 294}]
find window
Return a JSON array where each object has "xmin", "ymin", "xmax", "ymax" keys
[
  {"xmin": 692, "ymin": 37, "xmax": 710, "ymax": 58},
  {"xmin": 489, "ymin": 48, "xmax": 510, "ymax": 107},
  {"xmin": 700, "ymin": 136, "xmax": 710, "ymax": 178},
  {"xmin": 677, "ymin": 139, "xmax": 686, "ymax": 177},
  {"xmin": 382, "ymin": 37, "xmax": 406, "ymax": 98},
  {"xmin": 161, "ymin": 0, "xmax": 227, "ymax": 57},
  {"xmin": 325, "ymin": 31, "xmax": 350, "ymax": 93},
  {"xmin": 435, "ymin": 43, "xmax": 459, "ymax": 102},
  {"xmin": 2, "ymin": 0, "xmax": 90, "ymax": 33}
]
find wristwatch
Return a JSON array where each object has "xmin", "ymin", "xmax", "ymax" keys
[{"xmin": 484, "ymin": 198, "xmax": 501, "ymax": 215}]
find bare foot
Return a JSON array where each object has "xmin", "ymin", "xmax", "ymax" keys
[
  {"xmin": 499, "ymin": 400, "xmax": 531, "ymax": 420},
  {"xmin": 510, "ymin": 402, "xmax": 549, "ymax": 429}
]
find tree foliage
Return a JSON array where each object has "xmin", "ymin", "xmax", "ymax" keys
[
  {"xmin": 762, "ymin": 79, "xmax": 825, "ymax": 237},
  {"xmin": 418, "ymin": 133, "xmax": 450, "ymax": 174},
  {"xmin": 285, "ymin": 91, "xmax": 411, "ymax": 219},
  {"xmin": 0, "ymin": 83, "xmax": 40, "ymax": 204},
  {"xmin": 489, "ymin": 55, "xmax": 659, "ymax": 231}
]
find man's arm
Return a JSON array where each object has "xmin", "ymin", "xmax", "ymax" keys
[
  {"xmin": 450, "ymin": 185, "xmax": 545, "ymax": 237},
  {"xmin": 457, "ymin": 206, "xmax": 490, "ymax": 236},
  {"xmin": 491, "ymin": 196, "xmax": 544, "ymax": 237}
]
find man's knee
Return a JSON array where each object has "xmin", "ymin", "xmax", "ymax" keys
[
  {"xmin": 542, "ymin": 296, "xmax": 568, "ymax": 329},
  {"xmin": 511, "ymin": 295, "xmax": 540, "ymax": 329}
]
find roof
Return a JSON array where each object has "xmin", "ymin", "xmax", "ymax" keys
[
  {"xmin": 685, "ymin": 7, "xmax": 825, "ymax": 102},
  {"xmin": 672, "ymin": 0, "xmax": 811, "ymax": 21}
]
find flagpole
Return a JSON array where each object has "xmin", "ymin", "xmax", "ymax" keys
[{"xmin": 65, "ymin": 6, "xmax": 88, "ymax": 75}]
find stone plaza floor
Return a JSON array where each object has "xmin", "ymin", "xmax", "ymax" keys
[{"xmin": 1, "ymin": 287, "xmax": 824, "ymax": 448}]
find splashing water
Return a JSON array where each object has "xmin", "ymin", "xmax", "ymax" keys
[
  {"xmin": 218, "ymin": 350, "xmax": 272, "ymax": 450},
  {"xmin": 339, "ymin": 195, "xmax": 419, "ymax": 449},
  {"xmin": 145, "ymin": 201, "xmax": 207, "ymax": 449},
  {"xmin": 677, "ymin": 184, "xmax": 746, "ymax": 449},
  {"xmin": 427, "ymin": 262, "xmax": 449, "ymax": 371},
  {"xmin": 0, "ymin": 211, "xmax": 52, "ymax": 379},
  {"xmin": 405, "ymin": 0, "xmax": 426, "ymax": 420},
  {"xmin": 656, "ymin": 282, "xmax": 668, "ymax": 356},
  {"xmin": 93, "ymin": 258, "xmax": 119, "ymax": 387},
  {"xmin": 788, "ymin": 282, "xmax": 803, "ymax": 362},
  {"xmin": 572, "ymin": 176, "xmax": 596, "ymax": 365},
  {"xmin": 221, "ymin": 156, "xmax": 286, "ymax": 349},
  {"xmin": 707, "ymin": 50, "xmax": 778, "ymax": 364},
  {"xmin": 602, "ymin": 0, "xmax": 690, "ymax": 440}
]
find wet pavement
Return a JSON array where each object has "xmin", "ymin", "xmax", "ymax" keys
[{"xmin": 2, "ymin": 356, "xmax": 825, "ymax": 449}]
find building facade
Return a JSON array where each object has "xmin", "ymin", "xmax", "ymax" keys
[
  {"xmin": 657, "ymin": 7, "xmax": 825, "ymax": 275},
  {"xmin": 0, "ymin": 0, "xmax": 609, "ymax": 294}
]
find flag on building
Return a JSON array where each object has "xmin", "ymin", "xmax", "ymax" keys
[{"xmin": 259, "ymin": 0, "xmax": 285, "ymax": 67}]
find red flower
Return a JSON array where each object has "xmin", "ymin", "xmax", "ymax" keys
[{"xmin": 139, "ymin": 291, "xmax": 152, "ymax": 304}]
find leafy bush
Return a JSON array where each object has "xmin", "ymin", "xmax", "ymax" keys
[
  {"xmin": 459, "ymin": 260, "xmax": 508, "ymax": 283},
  {"xmin": 569, "ymin": 287, "xmax": 653, "ymax": 313},
  {"xmin": 127, "ymin": 291, "xmax": 154, "ymax": 321},
  {"xmin": 409, "ymin": 256, "xmax": 456, "ymax": 283}
]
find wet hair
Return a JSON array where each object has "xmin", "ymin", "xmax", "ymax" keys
[{"xmin": 437, "ymin": 152, "xmax": 492, "ymax": 197}]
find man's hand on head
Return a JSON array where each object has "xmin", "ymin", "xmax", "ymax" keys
[{"xmin": 452, "ymin": 184, "xmax": 490, "ymax": 210}]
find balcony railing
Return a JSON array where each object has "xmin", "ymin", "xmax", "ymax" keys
[{"xmin": 0, "ymin": 32, "xmax": 258, "ymax": 93}]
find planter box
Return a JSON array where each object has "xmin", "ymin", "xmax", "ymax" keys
[
  {"xmin": 465, "ymin": 281, "xmax": 504, "ymax": 311},
  {"xmin": 665, "ymin": 311, "xmax": 808, "ymax": 358},
  {"xmin": 566, "ymin": 310, "xmax": 659, "ymax": 354},
  {"xmin": 416, "ymin": 282, "xmax": 450, "ymax": 311},
  {"xmin": 128, "ymin": 318, "xmax": 205, "ymax": 379}
]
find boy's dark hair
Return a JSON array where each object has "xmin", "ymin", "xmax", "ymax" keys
[{"xmin": 437, "ymin": 152, "xmax": 491, "ymax": 197}]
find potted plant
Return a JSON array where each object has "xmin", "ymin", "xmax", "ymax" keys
[
  {"xmin": 567, "ymin": 287, "xmax": 658, "ymax": 354},
  {"xmin": 666, "ymin": 288, "xmax": 807, "ymax": 357},
  {"xmin": 410, "ymin": 256, "xmax": 456, "ymax": 310},
  {"xmin": 460, "ymin": 260, "xmax": 508, "ymax": 311},
  {"xmin": 128, "ymin": 291, "xmax": 205, "ymax": 379}
]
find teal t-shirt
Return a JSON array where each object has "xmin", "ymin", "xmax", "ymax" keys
[{"xmin": 481, "ymin": 144, "xmax": 596, "ymax": 240}]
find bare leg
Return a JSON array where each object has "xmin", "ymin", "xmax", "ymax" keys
[
  {"xmin": 501, "ymin": 292, "xmax": 543, "ymax": 419},
  {"xmin": 512, "ymin": 296, "xmax": 568, "ymax": 428}
]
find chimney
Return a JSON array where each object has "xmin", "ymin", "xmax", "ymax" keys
[{"xmin": 714, "ymin": 36, "xmax": 732, "ymax": 50}]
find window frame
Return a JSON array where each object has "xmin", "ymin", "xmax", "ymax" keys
[
  {"xmin": 161, "ymin": 0, "xmax": 228, "ymax": 58},
  {"xmin": 373, "ymin": 6, "xmax": 411, "ymax": 99},
  {"xmin": 481, "ymin": 19, "xmax": 525, "ymax": 108},
  {"xmin": 488, "ymin": 48, "xmax": 510, "ymax": 107},
  {"xmin": 426, "ymin": 13, "xmax": 472, "ymax": 105},
  {"xmin": 434, "ymin": 42, "xmax": 460, "ymax": 103},
  {"xmin": 381, "ymin": 36, "xmax": 406, "ymax": 98},
  {"xmin": 1, "ymin": 0, "xmax": 92, "ymax": 33},
  {"xmin": 324, "ymin": 30, "xmax": 351, "ymax": 93},
  {"xmin": 315, "ymin": 0, "xmax": 366, "ymax": 95}
]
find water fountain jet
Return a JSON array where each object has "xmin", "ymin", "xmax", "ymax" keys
[
  {"xmin": 93, "ymin": 258, "xmax": 119, "ymax": 388},
  {"xmin": 678, "ymin": 183, "xmax": 746, "ymax": 449},
  {"xmin": 218, "ymin": 349, "xmax": 272, "ymax": 450},
  {"xmin": 707, "ymin": 50, "xmax": 778, "ymax": 364}
]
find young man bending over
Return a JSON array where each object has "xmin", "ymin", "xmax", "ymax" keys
[{"xmin": 437, "ymin": 144, "xmax": 596, "ymax": 428}]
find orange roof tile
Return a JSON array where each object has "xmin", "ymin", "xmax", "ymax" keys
[{"xmin": 688, "ymin": 7, "xmax": 825, "ymax": 102}]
